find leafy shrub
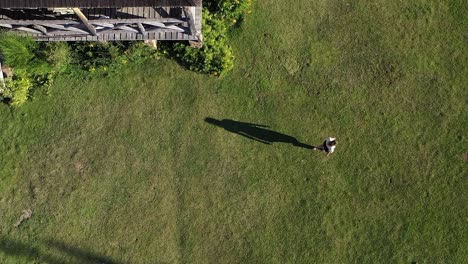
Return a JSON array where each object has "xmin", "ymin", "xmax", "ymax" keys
[
  {"xmin": 0, "ymin": 33, "xmax": 37, "ymax": 68},
  {"xmin": 0, "ymin": 0, "xmax": 253, "ymax": 105},
  {"xmin": 42, "ymin": 42, "xmax": 72, "ymax": 71},
  {"xmin": 67, "ymin": 42, "xmax": 160, "ymax": 77},
  {"xmin": 0, "ymin": 34, "xmax": 59, "ymax": 105},
  {"xmin": 0, "ymin": 34, "xmax": 37, "ymax": 105},
  {"xmin": 169, "ymin": 0, "xmax": 252, "ymax": 76},
  {"xmin": 70, "ymin": 42, "xmax": 122, "ymax": 72},
  {"xmin": 205, "ymin": 0, "xmax": 252, "ymax": 24},
  {"xmin": 172, "ymin": 12, "xmax": 234, "ymax": 76},
  {"xmin": 125, "ymin": 42, "xmax": 160, "ymax": 63},
  {"xmin": 1, "ymin": 69, "xmax": 32, "ymax": 107}
]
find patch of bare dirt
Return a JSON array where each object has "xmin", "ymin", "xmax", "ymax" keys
[
  {"xmin": 14, "ymin": 209, "xmax": 33, "ymax": 228},
  {"xmin": 74, "ymin": 160, "xmax": 86, "ymax": 175}
]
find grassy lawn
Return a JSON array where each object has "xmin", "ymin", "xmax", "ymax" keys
[{"xmin": 1, "ymin": 0, "xmax": 467, "ymax": 263}]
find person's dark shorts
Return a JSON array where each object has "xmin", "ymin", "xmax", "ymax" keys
[{"xmin": 322, "ymin": 141, "xmax": 330, "ymax": 153}]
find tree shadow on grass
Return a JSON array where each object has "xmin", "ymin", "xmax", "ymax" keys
[
  {"xmin": 0, "ymin": 238, "xmax": 59, "ymax": 264},
  {"xmin": 46, "ymin": 239, "xmax": 120, "ymax": 264},
  {"xmin": 205, "ymin": 117, "xmax": 314, "ymax": 149},
  {"xmin": 0, "ymin": 237, "xmax": 121, "ymax": 264}
]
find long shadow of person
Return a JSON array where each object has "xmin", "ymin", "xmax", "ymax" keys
[{"xmin": 205, "ymin": 117, "xmax": 313, "ymax": 149}]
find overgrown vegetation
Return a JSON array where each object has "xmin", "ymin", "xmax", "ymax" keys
[
  {"xmin": 171, "ymin": 12, "xmax": 234, "ymax": 76},
  {"xmin": 0, "ymin": 35, "xmax": 160, "ymax": 106},
  {"xmin": 170, "ymin": 0, "xmax": 252, "ymax": 76},
  {"xmin": 68, "ymin": 42, "xmax": 160, "ymax": 77},
  {"xmin": 0, "ymin": 35, "xmax": 83, "ymax": 106},
  {"xmin": 205, "ymin": 0, "xmax": 252, "ymax": 23},
  {"xmin": 0, "ymin": 0, "xmax": 252, "ymax": 106},
  {"xmin": 0, "ymin": 34, "xmax": 55, "ymax": 106}
]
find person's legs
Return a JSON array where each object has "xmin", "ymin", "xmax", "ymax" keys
[
  {"xmin": 313, "ymin": 142, "xmax": 328, "ymax": 152},
  {"xmin": 313, "ymin": 145, "xmax": 324, "ymax": 151}
]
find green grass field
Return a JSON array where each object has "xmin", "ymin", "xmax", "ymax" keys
[{"xmin": 1, "ymin": 0, "xmax": 467, "ymax": 263}]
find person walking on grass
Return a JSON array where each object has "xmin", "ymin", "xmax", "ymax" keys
[{"xmin": 313, "ymin": 137, "xmax": 337, "ymax": 156}]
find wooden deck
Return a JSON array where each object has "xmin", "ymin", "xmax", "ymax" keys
[
  {"xmin": 0, "ymin": 5, "xmax": 202, "ymax": 41},
  {"xmin": 0, "ymin": 0, "xmax": 201, "ymax": 8}
]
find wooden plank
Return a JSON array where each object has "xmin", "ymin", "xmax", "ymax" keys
[
  {"xmin": 0, "ymin": 0, "xmax": 197, "ymax": 8},
  {"xmin": 142, "ymin": 21, "xmax": 165, "ymax": 28},
  {"xmin": 185, "ymin": 0, "xmax": 198, "ymax": 6},
  {"xmin": 0, "ymin": 18, "xmax": 187, "ymax": 25},
  {"xmin": 154, "ymin": 7, "xmax": 169, "ymax": 18},
  {"xmin": 194, "ymin": 6, "xmax": 202, "ymax": 32},
  {"xmin": 35, "ymin": 32, "xmax": 85, "ymax": 38},
  {"xmin": 92, "ymin": 22, "xmax": 115, "ymax": 28},
  {"xmin": 96, "ymin": 23, "xmax": 132, "ymax": 34},
  {"xmin": 148, "ymin": 7, "xmax": 155, "ymax": 19},
  {"xmin": 118, "ymin": 26, "xmax": 139, "ymax": 33},
  {"xmin": 135, "ymin": 7, "xmax": 145, "ymax": 18},
  {"xmin": 145, "ymin": 28, "xmax": 170, "ymax": 33},
  {"xmin": 137, "ymin": 23, "xmax": 146, "ymax": 34},
  {"xmin": 72, "ymin": 8, "xmax": 97, "ymax": 36},
  {"xmin": 183, "ymin": 7, "xmax": 198, "ymax": 38},
  {"xmin": 42, "ymin": 24, "xmax": 89, "ymax": 34},
  {"xmin": 105, "ymin": 8, "xmax": 112, "ymax": 19},
  {"xmin": 33, "ymin": 25, "xmax": 50, "ymax": 35},
  {"xmin": 14, "ymin": 25, "xmax": 194, "ymax": 41},
  {"xmin": 45, "ymin": 30, "xmax": 88, "ymax": 36},
  {"xmin": 14, "ymin": 26, "xmax": 43, "ymax": 34},
  {"xmin": 165, "ymin": 25, "xmax": 185, "ymax": 32}
]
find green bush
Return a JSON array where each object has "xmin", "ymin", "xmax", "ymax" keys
[
  {"xmin": 0, "ymin": 34, "xmax": 36, "ymax": 106},
  {"xmin": 1, "ymin": 69, "xmax": 32, "ymax": 107},
  {"xmin": 67, "ymin": 42, "xmax": 160, "ymax": 77},
  {"xmin": 0, "ymin": 33, "xmax": 37, "ymax": 68},
  {"xmin": 0, "ymin": 33, "xmax": 52, "ymax": 74},
  {"xmin": 205, "ymin": 0, "xmax": 252, "ymax": 24},
  {"xmin": 0, "ymin": 0, "xmax": 254, "ymax": 105},
  {"xmin": 70, "ymin": 42, "xmax": 122, "ymax": 72},
  {"xmin": 170, "ymin": 0, "xmax": 252, "ymax": 76},
  {"xmin": 42, "ymin": 42, "xmax": 72, "ymax": 71},
  {"xmin": 0, "ymin": 33, "xmax": 57, "ymax": 105},
  {"xmin": 173, "ymin": 12, "xmax": 234, "ymax": 76},
  {"xmin": 125, "ymin": 42, "xmax": 160, "ymax": 63}
]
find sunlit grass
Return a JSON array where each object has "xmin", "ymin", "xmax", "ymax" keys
[{"xmin": 0, "ymin": 0, "xmax": 466, "ymax": 263}]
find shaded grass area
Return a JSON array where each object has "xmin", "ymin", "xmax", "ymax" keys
[
  {"xmin": 0, "ymin": 0, "xmax": 467, "ymax": 263},
  {"xmin": 0, "ymin": 238, "xmax": 120, "ymax": 264}
]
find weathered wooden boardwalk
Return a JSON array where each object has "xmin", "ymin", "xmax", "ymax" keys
[{"xmin": 0, "ymin": 0, "xmax": 202, "ymax": 41}]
